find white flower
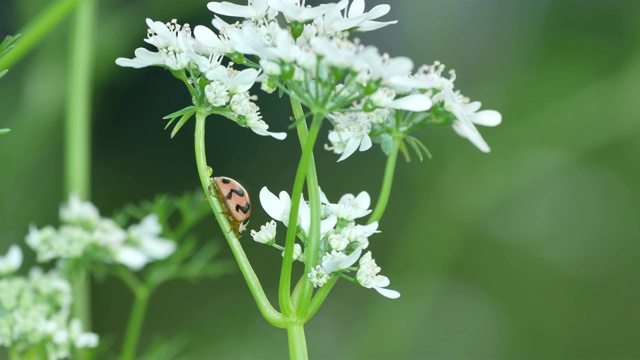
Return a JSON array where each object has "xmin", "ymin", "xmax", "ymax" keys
[
  {"xmin": 331, "ymin": 191, "xmax": 371, "ymax": 221},
  {"xmin": 370, "ymin": 88, "xmax": 432, "ymax": 112},
  {"xmin": 60, "ymin": 194, "xmax": 100, "ymax": 227},
  {"xmin": 205, "ymin": 80, "xmax": 230, "ymax": 107},
  {"xmin": 251, "ymin": 220, "xmax": 277, "ymax": 244},
  {"xmin": 259, "ymin": 187, "xmax": 337, "ymax": 236},
  {"xmin": 282, "ymin": 243, "xmax": 303, "ymax": 261},
  {"xmin": 326, "ymin": 111, "xmax": 373, "ymax": 162},
  {"xmin": 120, "ymin": 214, "xmax": 176, "ymax": 270},
  {"xmin": 0, "ymin": 245, "xmax": 22, "ymax": 276},
  {"xmin": 450, "ymin": 100, "xmax": 502, "ymax": 153},
  {"xmin": 116, "ymin": 19, "xmax": 193, "ymax": 70},
  {"xmin": 340, "ymin": 221, "xmax": 378, "ymax": 249},
  {"xmin": 308, "ymin": 265, "xmax": 330, "ymax": 288},
  {"xmin": 328, "ymin": 232, "xmax": 349, "ymax": 251},
  {"xmin": 268, "ymin": 0, "xmax": 344, "ymax": 23},
  {"xmin": 356, "ymin": 251, "xmax": 399, "ymax": 299},
  {"xmin": 208, "ymin": 0, "xmax": 273, "ymax": 20},
  {"xmin": 319, "ymin": 0, "xmax": 397, "ymax": 33},
  {"xmin": 244, "ymin": 113, "xmax": 288, "ymax": 140},
  {"xmin": 321, "ymin": 246, "xmax": 362, "ymax": 274}
]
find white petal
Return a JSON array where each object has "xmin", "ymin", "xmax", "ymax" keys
[
  {"xmin": 388, "ymin": 94, "xmax": 432, "ymax": 112},
  {"xmin": 374, "ymin": 286, "xmax": 401, "ymax": 299},
  {"xmin": 472, "ymin": 110, "xmax": 502, "ymax": 127},
  {"xmin": 116, "ymin": 246, "xmax": 149, "ymax": 271},
  {"xmin": 354, "ymin": 191, "xmax": 371, "ymax": 210},
  {"xmin": 259, "ymin": 187, "xmax": 288, "ymax": 223},
  {"xmin": 194, "ymin": 25, "xmax": 225, "ymax": 50},
  {"xmin": 348, "ymin": 0, "xmax": 365, "ymax": 17},
  {"xmin": 337, "ymin": 136, "xmax": 361, "ymax": 162},
  {"xmin": 231, "ymin": 68, "xmax": 259, "ymax": 93},
  {"xmin": 359, "ymin": 134, "xmax": 372, "ymax": 152},
  {"xmin": 320, "ymin": 215, "xmax": 337, "ymax": 236},
  {"xmin": 208, "ymin": 2, "xmax": 257, "ymax": 18},
  {"xmin": 140, "ymin": 237, "xmax": 176, "ymax": 260},
  {"xmin": 6, "ymin": 245, "xmax": 23, "ymax": 270},
  {"xmin": 298, "ymin": 198, "xmax": 311, "ymax": 234},
  {"xmin": 323, "ymin": 247, "xmax": 362, "ymax": 274},
  {"xmin": 452, "ymin": 121, "xmax": 491, "ymax": 153}
]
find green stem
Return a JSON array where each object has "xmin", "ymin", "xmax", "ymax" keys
[
  {"xmin": 120, "ymin": 287, "xmax": 150, "ymax": 360},
  {"xmin": 0, "ymin": 0, "xmax": 81, "ymax": 71},
  {"xmin": 289, "ymin": 98, "xmax": 322, "ymax": 318},
  {"xmin": 194, "ymin": 112, "xmax": 284, "ymax": 328},
  {"xmin": 279, "ymin": 111, "xmax": 323, "ymax": 316},
  {"xmin": 66, "ymin": 3, "xmax": 95, "ymax": 359},
  {"xmin": 287, "ymin": 323, "xmax": 308, "ymax": 360},
  {"xmin": 368, "ymin": 136, "xmax": 401, "ymax": 224}
]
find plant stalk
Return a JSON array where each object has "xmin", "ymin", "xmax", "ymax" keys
[
  {"xmin": 287, "ymin": 323, "xmax": 309, "ymax": 360},
  {"xmin": 119, "ymin": 287, "xmax": 149, "ymax": 360},
  {"xmin": 194, "ymin": 112, "xmax": 284, "ymax": 328},
  {"xmin": 368, "ymin": 136, "xmax": 401, "ymax": 224},
  {"xmin": 66, "ymin": 0, "xmax": 96, "ymax": 359}
]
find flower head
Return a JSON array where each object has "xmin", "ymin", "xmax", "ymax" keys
[
  {"xmin": 356, "ymin": 251, "xmax": 399, "ymax": 299},
  {"xmin": 0, "ymin": 245, "xmax": 22, "ymax": 276}
]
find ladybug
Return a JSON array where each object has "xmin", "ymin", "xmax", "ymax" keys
[{"xmin": 210, "ymin": 176, "xmax": 251, "ymax": 237}]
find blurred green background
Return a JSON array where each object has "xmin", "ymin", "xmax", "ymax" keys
[{"xmin": 1, "ymin": 0, "xmax": 639, "ymax": 358}]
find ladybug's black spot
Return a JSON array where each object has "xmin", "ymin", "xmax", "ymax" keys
[
  {"xmin": 226, "ymin": 188, "xmax": 245, "ymax": 199},
  {"xmin": 236, "ymin": 202, "xmax": 250, "ymax": 214},
  {"xmin": 222, "ymin": 178, "xmax": 231, "ymax": 184}
]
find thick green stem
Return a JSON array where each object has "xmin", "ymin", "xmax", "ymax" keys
[
  {"xmin": 287, "ymin": 323, "xmax": 309, "ymax": 360},
  {"xmin": 119, "ymin": 287, "xmax": 149, "ymax": 360},
  {"xmin": 279, "ymin": 111, "xmax": 323, "ymax": 316},
  {"xmin": 0, "ymin": 0, "xmax": 81, "ymax": 71},
  {"xmin": 368, "ymin": 136, "xmax": 401, "ymax": 224},
  {"xmin": 289, "ymin": 99, "xmax": 322, "ymax": 317},
  {"xmin": 66, "ymin": 1, "xmax": 95, "ymax": 359},
  {"xmin": 194, "ymin": 112, "xmax": 284, "ymax": 328}
]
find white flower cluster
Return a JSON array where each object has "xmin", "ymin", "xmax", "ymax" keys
[
  {"xmin": 26, "ymin": 195, "xmax": 175, "ymax": 271},
  {"xmin": 0, "ymin": 266, "xmax": 98, "ymax": 358},
  {"xmin": 117, "ymin": 1, "xmax": 501, "ymax": 159},
  {"xmin": 252, "ymin": 187, "xmax": 399, "ymax": 299}
]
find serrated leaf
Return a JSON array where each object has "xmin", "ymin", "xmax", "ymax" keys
[
  {"xmin": 0, "ymin": 128, "xmax": 10, "ymax": 136},
  {"xmin": 170, "ymin": 111, "xmax": 195, "ymax": 138}
]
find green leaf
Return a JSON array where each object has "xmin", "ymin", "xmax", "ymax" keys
[
  {"xmin": 163, "ymin": 106, "xmax": 196, "ymax": 130},
  {"xmin": 405, "ymin": 136, "xmax": 433, "ymax": 162},
  {"xmin": 0, "ymin": 128, "xmax": 10, "ymax": 136},
  {"xmin": 0, "ymin": 69, "xmax": 7, "ymax": 79},
  {"xmin": 170, "ymin": 111, "xmax": 195, "ymax": 138},
  {"xmin": 405, "ymin": 137, "xmax": 424, "ymax": 162},
  {"xmin": 399, "ymin": 140, "xmax": 411, "ymax": 162},
  {"xmin": 0, "ymin": 34, "xmax": 20, "ymax": 59}
]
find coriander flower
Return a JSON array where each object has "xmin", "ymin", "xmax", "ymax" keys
[
  {"xmin": 116, "ymin": 19, "xmax": 193, "ymax": 70},
  {"xmin": 308, "ymin": 265, "xmax": 330, "ymax": 288},
  {"xmin": 0, "ymin": 270, "xmax": 98, "ymax": 358},
  {"xmin": 449, "ymin": 98, "xmax": 502, "ymax": 153},
  {"xmin": 356, "ymin": 251, "xmax": 399, "ymax": 299},
  {"xmin": 259, "ymin": 187, "xmax": 337, "ymax": 236},
  {"xmin": 116, "ymin": 214, "xmax": 176, "ymax": 271},
  {"xmin": 60, "ymin": 194, "xmax": 100, "ymax": 227},
  {"xmin": 0, "ymin": 245, "xmax": 22, "ymax": 276},
  {"xmin": 330, "ymin": 191, "xmax": 371, "ymax": 221},
  {"xmin": 321, "ymin": 246, "xmax": 362, "ymax": 274},
  {"xmin": 251, "ymin": 220, "xmax": 277, "ymax": 245},
  {"xmin": 208, "ymin": 0, "xmax": 273, "ymax": 20},
  {"xmin": 282, "ymin": 243, "xmax": 303, "ymax": 261},
  {"xmin": 268, "ymin": 0, "xmax": 345, "ymax": 24},
  {"xmin": 319, "ymin": 0, "xmax": 397, "ymax": 33}
]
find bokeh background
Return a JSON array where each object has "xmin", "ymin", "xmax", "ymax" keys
[{"xmin": 1, "ymin": 0, "xmax": 639, "ymax": 358}]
